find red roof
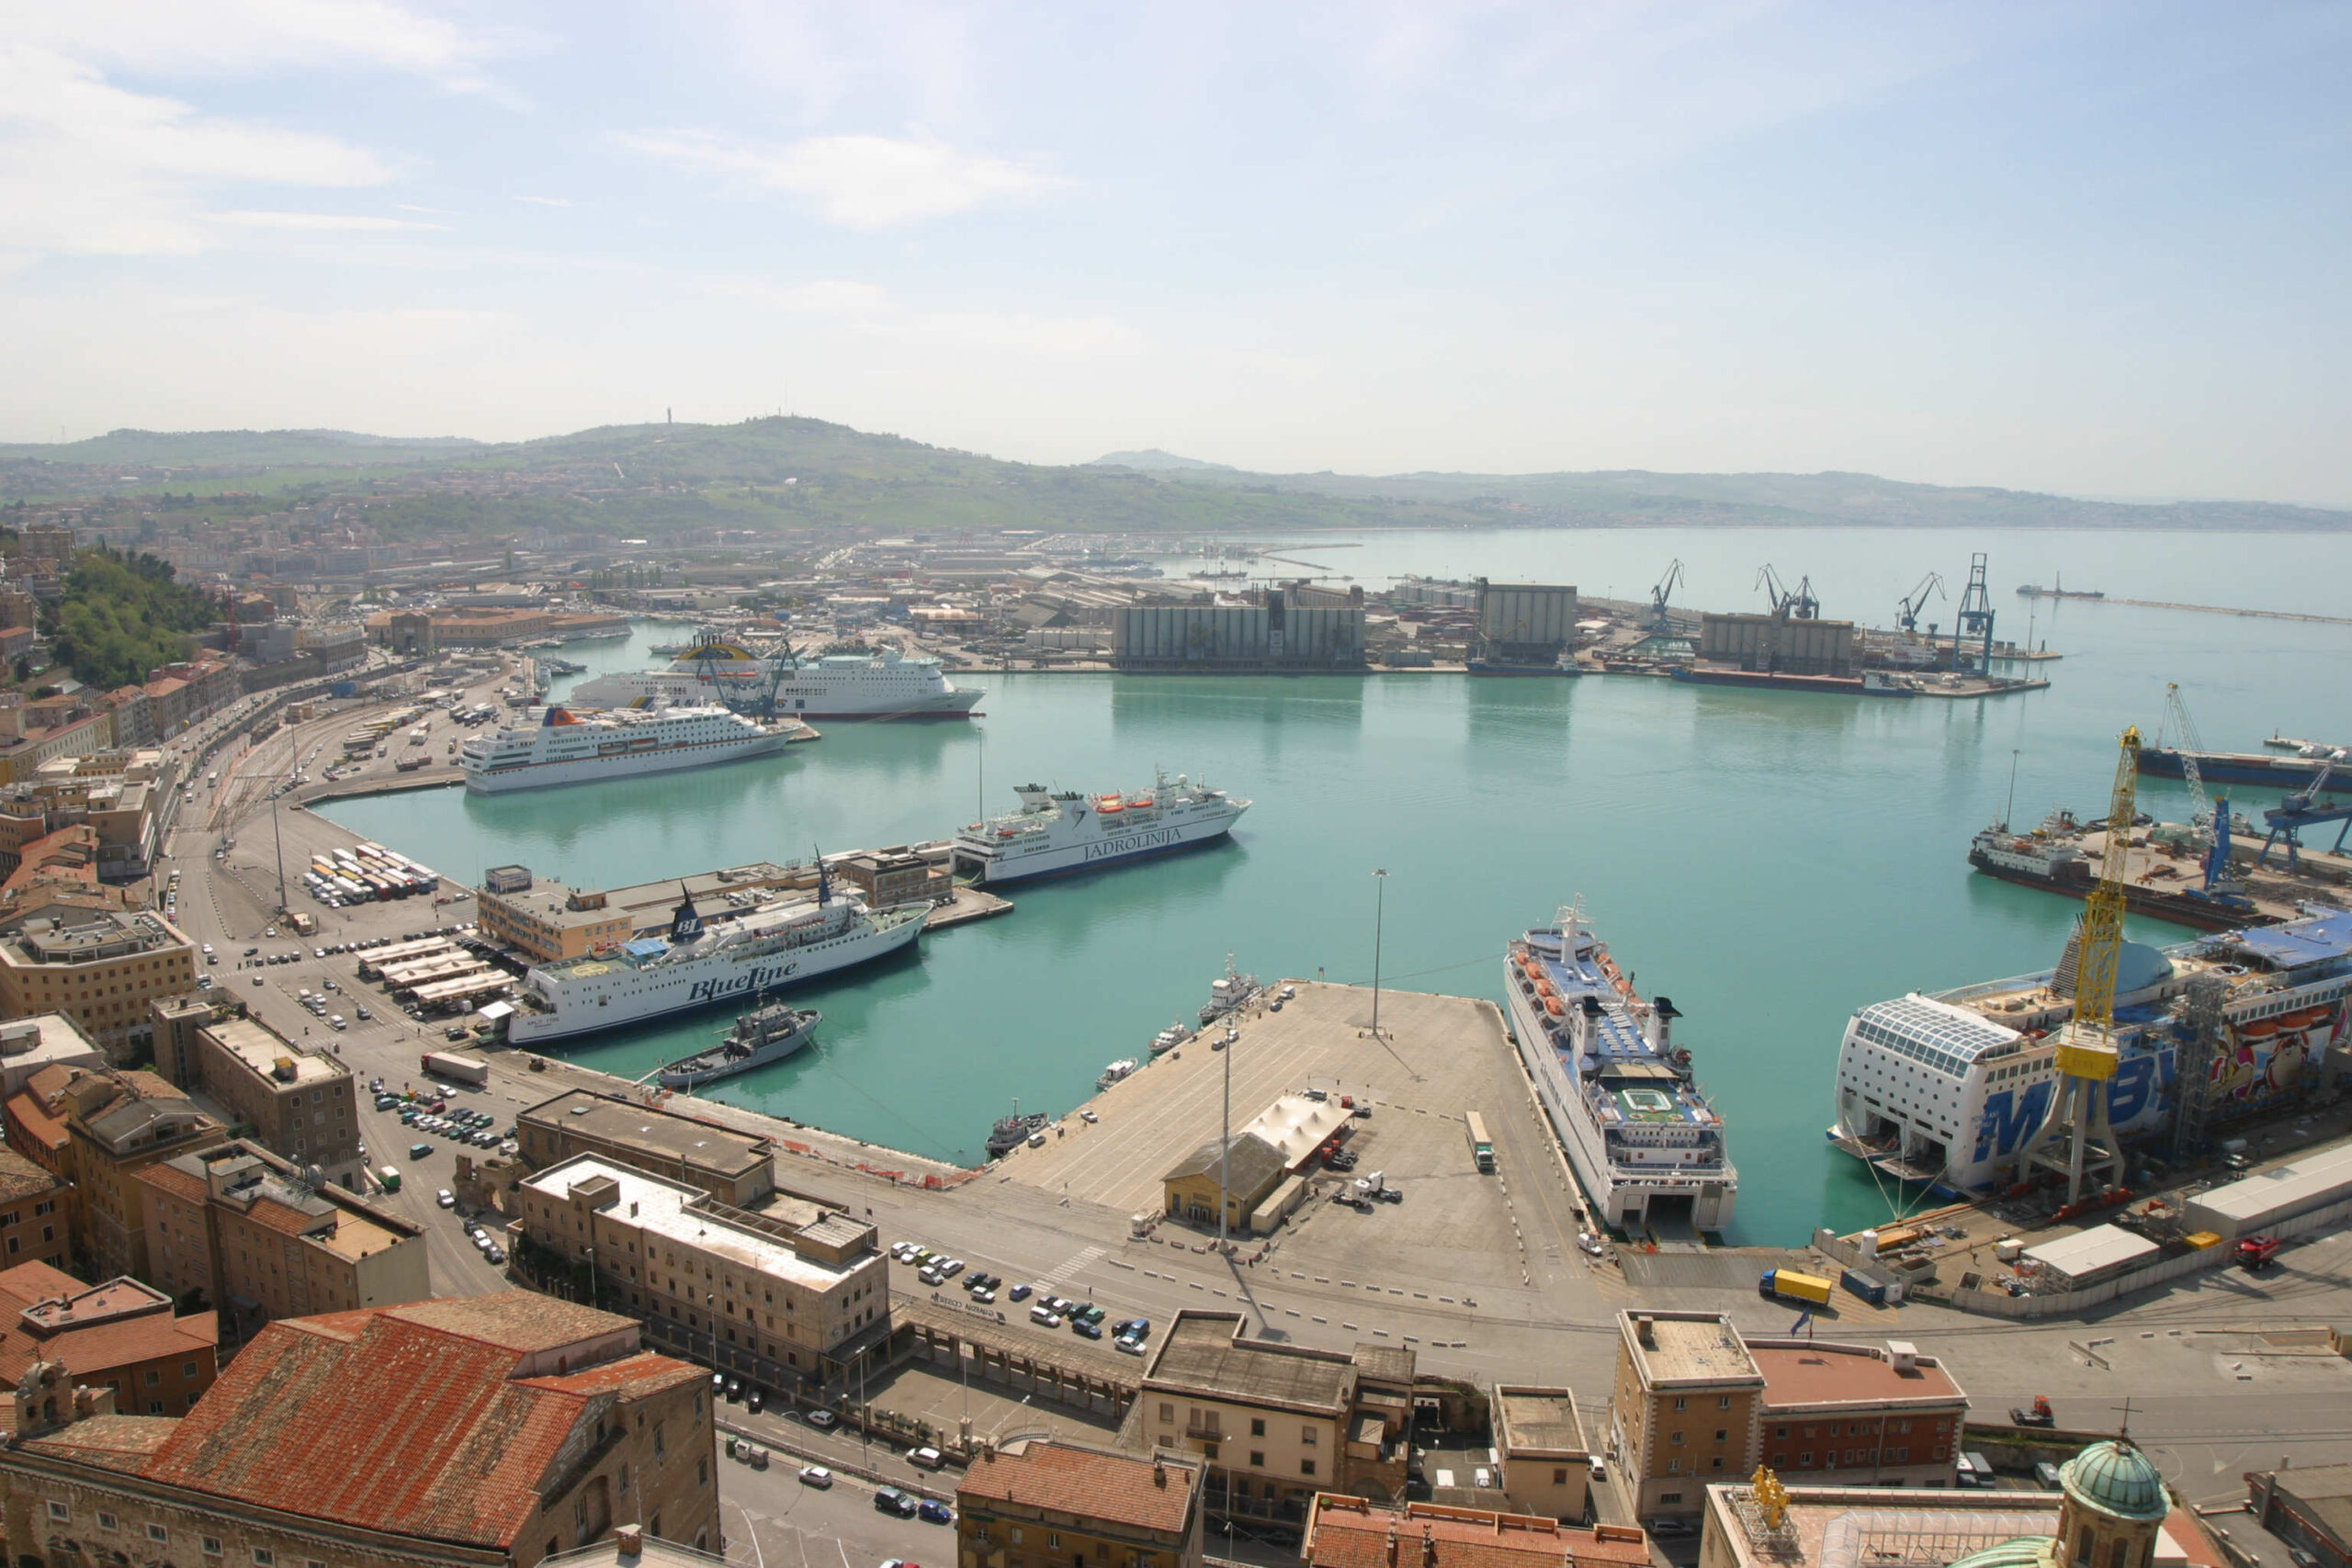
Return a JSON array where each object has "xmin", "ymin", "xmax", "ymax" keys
[
  {"xmin": 959, "ymin": 1443, "xmax": 1200, "ymax": 1535},
  {"xmin": 1306, "ymin": 1499, "xmax": 1649, "ymax": 1568},
  {"xmin": 136, "ymin": 1292, "xmax": 682, "ymax": 1549}
]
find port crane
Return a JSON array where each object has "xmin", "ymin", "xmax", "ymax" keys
[
  {"xmin": 2016, "ymin": 727, "xmax": 2138, "ymax": 1207},
  {"xmin": 1647, "ymin": 559, "xmax": 1686, "ymax": 634},
  {"xmin": 1951, "ymin": 552, "xmax": 1996, "ymax": 673},
  {"xmin": 1756, "ymin": 565, "xmax": 1819, "ymax": 620},
  {"xmin": 1895, "ymin": 571, "xmax": 1945, "ymax": 636},
  {"xmin": 2256, "ymin": 752, "xmax": 2352, "ymax": 871}
]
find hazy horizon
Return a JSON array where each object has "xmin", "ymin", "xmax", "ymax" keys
[{"xmin": 5, "ymin": 3, "xmax": 2347, "ymax": 506}]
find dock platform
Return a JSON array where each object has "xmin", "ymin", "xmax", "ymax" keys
[{"xmin": 925, "ymin": 886, "xmax": 1012, "ymax": 931}]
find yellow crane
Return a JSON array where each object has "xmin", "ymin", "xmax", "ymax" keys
[{"xmin": 2018, "ymin": 727, "xmax": 2140, "ymax": 1205}]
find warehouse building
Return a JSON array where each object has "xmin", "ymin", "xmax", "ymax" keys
[
  {"xmin": 1473, "ymin": 581, "xmax": 1579, "ymax": 669},
  {"xmin": 1698, "ymin": 614, "xmax": 1861, "ymax": 678},
  {"xmin": 1114, "ymin": 589, "xmax": 1366, "ymax": 671}
]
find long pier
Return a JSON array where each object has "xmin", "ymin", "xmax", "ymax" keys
[{"xmin": 2057, "ymin": 595, "xmax": 2352, "ymax": 627}]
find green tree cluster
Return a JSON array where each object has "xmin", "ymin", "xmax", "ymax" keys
[{"xmin": 49, "ymin": 547, "xmax": 218, "ymax": 689}]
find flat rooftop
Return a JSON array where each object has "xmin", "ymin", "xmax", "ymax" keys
[
  {"xmin": 523, "ymin": 1155, "xmax": 864, "ymax": 1291},
  {"xmin": 1622, "ymin": 1312, "xmax": 1764, "ymax": 1389},
  {"xmin": 1145, "ymin": 1311, "xmax": 1355, "ymax": 1415},
  {"xmin": 1703, "ymin": 1485, "xmax": 2056, "ymax": 1568},
  {"xmin": 206, "ymin": 1017, "xmax": 345, "ymax": 1089},
  {"xmin": 481, "ymin": 862, "xmax": 806, "ymax": 931},
  {"xmin": 521, "ymin": 1089, "xmax": 771, "ymax": 1183},
  {"xmin": 1496, "ymin": 1386, "xmax": 1588, "ymax": 1456},
  {"xmin": 1747, "ymin": 1342, "xmax": 1964, "ymax": 1409}
]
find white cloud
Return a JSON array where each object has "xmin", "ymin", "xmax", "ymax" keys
[
  {"xmin": 2, "ymin": 0, "xmax": 512, "ymax": 91},
  {"xmin": 619, "ymin": 130, "xmax": 1068, "ymax": 227},
  {"xmin": 209, "ymin": 209, "xmax": 447, "ymax": 231},
  {"xmin": 514, "ymin": 195, "xmax": 571, "ymax": 208},
  {"xmin": 0, "ymin": 45, "xmax": 392, "ymax": 256}
]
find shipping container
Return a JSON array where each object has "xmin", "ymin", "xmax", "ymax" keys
[{"xmin": 1757, "ymin": 1268, "xmax": 1835, "ymax": 1305}]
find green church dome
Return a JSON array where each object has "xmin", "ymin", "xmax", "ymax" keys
[
  {"xmin": 2063, "ymin": 1440, "xmax": 2169, "ymax": 1522},
  {"xmin": 1946, "ymin": 1537, "xmax": 2058, "ymax": 1568}
]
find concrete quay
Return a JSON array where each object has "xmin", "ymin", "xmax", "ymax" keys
[{"xmin": 157, "ymin": 674, "xmax": 2352, "ymax": 1507}]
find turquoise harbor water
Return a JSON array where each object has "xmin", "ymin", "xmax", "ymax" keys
[{"xmin": 322, "ymin": 527, "xmax": 2352, "ymax": 1245}]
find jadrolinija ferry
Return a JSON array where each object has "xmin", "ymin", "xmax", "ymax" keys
[
  {"xmin": 949, "ymin": 773, "xmax": 1248, "ymax": 885},
  {"xmin": 1828, "ymin": 908, "xmax": 2352, "ymax": 1196},
  {"xmin": 1502, "ymin": 900, "xmax": 1736, "ymax": 1234}
]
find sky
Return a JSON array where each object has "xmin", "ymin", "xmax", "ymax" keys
[{"xmin": 2, "ymin": 1, "xmax": 2347, "ymax": 504}]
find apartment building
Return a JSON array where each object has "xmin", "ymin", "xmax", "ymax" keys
[
  {"xmin": 0, "ymin": 1292, "xmax": 720, "ymax": 1568},
  {"xmin": 0, "ymin": 1151, "xmax": 72, "ymax": 1272},
  {"xmin": 0, "ymin": 1260, "xmax": 217, "ymax": 1416},
  {"xmin": 1494, "ymin": 1386, "xmax": 1593, "ymax": 1524},
  {"xmin": 1138, "ymin": 1311, "xmax": 1416, "ymax": 1527},
  {"xmin": 514, "ymin": 1154, "xmax": 889, "ymax": 1385},
  {"xmin": 1608, "ymin": 1314, "xmax": 1972, "ymax": 1519},
  {"xmin": 138, "ymin": 1140, "xmax": 429, "ymax": 1346},
  {"xmin": 956, "ymin": 1441, "xmax": 1206, "ymax": 1568},
  {"xmin": 516, "ymin": 1089, "xmax": 777, "ymax": 1207},
  {"xmin": 54, "ymin": 1068, "xmax": 226, "ymax": 1280},
  {"xmin": 1301, "ymin": 1496, "xmax": 1651, "ymax": 1568},
  {"xmin": 149, "ymin": 1001, "xmax": 362, "ymax": 1188},
  {"xmin": 0, "ymin": 1016, "xmax": 104, "ymax": 1100},
  {"xmin": 0, "ymin": 910, "xmax": 196, "ymax": 1057}
]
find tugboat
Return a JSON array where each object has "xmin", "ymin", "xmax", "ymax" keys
[
  {"xmin": 986, "ymin": 1100, "xmax": 1050, "ymax": 1160},
  {"xmin": 656, "ymin": 1003, "xmax": 820, "ymax": 1089},
  {"xmin": 1199, "ymin": 954, "xmax": 1262, "ymax": 1026}
]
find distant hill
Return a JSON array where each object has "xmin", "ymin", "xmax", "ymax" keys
[
  {"xmin": 3, "ymin": 418, "xmax": 2344, "ymax": 536},
  {"xmin": 1089, "ymin": 448, "xmax": 1238, "ymax": 473}
]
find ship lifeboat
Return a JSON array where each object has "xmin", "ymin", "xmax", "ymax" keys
[
  {"xmin": 2242, "ymin": 1017, "xmax": 2280, "ymax": 1039},
  {"xmin": 997, "ymin": 827, "xmax": 1018, "ymax": 838},
  {"xmin": 1097, "ymin": 795, "xmax": 1125, "ymax": 814},
  {"xmin": 2285, "ymin": 1007, "xmax": 2325, "ymax": 1029},
  {"xmin": 1545, "ymin": 998, "xmax": 1566, "ymax": 1018},
  {"xmin": 1130, "ymin": 796, "xmax": 1154, "ymax": 809}
]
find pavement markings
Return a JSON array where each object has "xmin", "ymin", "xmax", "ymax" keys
[{"xmin": 1037, "ymin": 1244, "xmax": 1105, "ymax": 1286}]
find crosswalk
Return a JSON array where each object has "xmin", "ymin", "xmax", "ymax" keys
[{"xmin": 1037, "ymin": 1245, "xmax": 1105, "ymax": 1287}]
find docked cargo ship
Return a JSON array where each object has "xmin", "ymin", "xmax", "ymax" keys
[
  {"xmin": 460, "ymin": 704, "xmax": 801, "ymax": 794},
  {"xmin": 2139, "ymin": 745, "xmax": 2350, "ymax": 790},
  {"xmin": 1827, "ymin": 908, "xmax": 2352, "ymax": 1194},
  {"xmin": 1502, "ymin": 901, "xmax": 1736, "ymax": 1233},
  {"xmin": 568, "ymin": 639, "xmax": 981, "ymax": 720},
  {"xmin": 657, "ymin": 1003, "xmax": 820, "ymax": 1089},
  {"xmin": 949, "ymin": 773, "xmax": 1248, "ymax": 886},
  {"xmin": 505, "ymin": 877, "xmax": 923, "ymax": 1044},
  {"xmin": 1967, "ymin": 815, "xmax": 2273, "ymax": 931}
]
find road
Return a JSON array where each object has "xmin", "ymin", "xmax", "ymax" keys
[{"xmin": 718, "ymin": 1446, "xmax": 948, "ymax": 1568}]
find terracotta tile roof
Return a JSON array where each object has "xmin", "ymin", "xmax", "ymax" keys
[
  {"xmin": 135, "ymin": 1160, "xmax": 210, "ymax": 1204},
  {"xmin": 138, "ymin": 1292, "xmax": 666, "ymax": 1550},
  {"xmin": 19, "ymin": 1415, "xmax": 176, "ymax": 1472},
  {"xmin": 244, "ymin": 1193, "xmax": 332, "ymax": 1237},
  {"xmin": 0, "ymin": 1261, "xmax": 217, "ymax": 1391},
  {"xmin": 0, "ymin": 1261, "xmax": 84, "ymax": 1307},
  {"xmin": 1306, "ymin": 1500, "xmax": 1649, "ymax": 1568},
  {"xmin": 958, "ymin": 1442, "xmax": 1199, "ymax": 1535},
  {"xmin": 515, "ymin": 1350, "xmax": 705, "ymax": 1399},
  {"xmin": 5, "ymin": 1085, "xmax": 72, "ymax": 1157}
]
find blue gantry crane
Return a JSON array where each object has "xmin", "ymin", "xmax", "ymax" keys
[{"xmin": 2257, "ymin": 753, "xmax": 2352, "ymax": 871}]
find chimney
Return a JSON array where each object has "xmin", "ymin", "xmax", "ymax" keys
[
  {"xmin": 614, "ymin": 1524, "xmax": 644, "ymax": 1558},
  {"xmin": 1634, "ymin": 1314, "xmax": 1656, "ymax": 1349},
  {"xmin": 1385, "ymin": 1523, "xmax": 1399, "ymax": 1568},
  {"xmin": 1154, "ymin": 1456, "xmax": 1167, "ymax": 1487},
  {"xmin": 1422, "ymin": 1525, "xmax": 1437, "ymax": 1568}
]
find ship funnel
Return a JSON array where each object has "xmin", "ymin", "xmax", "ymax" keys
[{"xmin": 1652, "ymin": 995, "xmax": 1679, "ymax": 1049}]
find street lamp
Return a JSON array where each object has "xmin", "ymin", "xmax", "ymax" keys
[{"xmin": 1369, "ymin": 868, "xmax": 1389, "ymax": 1039}]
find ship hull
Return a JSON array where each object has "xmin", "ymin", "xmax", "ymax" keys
[
  {"xmin": 569, "ymin": 671, "xmax": 980, "ymax": 720},
  {"xmin": 465, "ymin": 732, "xmax": 790, "ymax": 794},
  {"xmin": 1466, "ymin": 659, "xmax": 1579, "ymax": 677},
  {"xmin": 2138, "ymin": 747, "xmax": 2349, "ymax": 790},
  {"xmin": 1502, "ymin": 959, "xmax": 1736, "ymax": 1234},
  {"xmin": 1967, "ymin": 850, "xmax": 2272, "ymax": 931},
  {"xmin": 1671, "ymin": 665, "xmax": 1867, "ymax": 696},
  {"xmin": 507, "ymin": 916, "xmax": 920, "ymax": 1044},
  {"xmin": 958, "ymin": 808, "xmax": 1243, "ymax": 886}
]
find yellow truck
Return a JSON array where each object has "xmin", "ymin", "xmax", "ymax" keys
[{"xmin": 1757, "ymin": 1268, "xmax": 1834, "ymax": 1306}]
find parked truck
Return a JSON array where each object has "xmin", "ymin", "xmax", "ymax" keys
[
  {"xmin": 1757, "ymin": 1268, "xmax": 1834, "ymax": 1306},
  {"xmin": 420, "ymin": 1050, "xmax": 490, "ymax": 1086}
]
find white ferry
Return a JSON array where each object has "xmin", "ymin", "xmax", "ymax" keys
[
  {"xmin": 459, "ymin": 704, "xmax": 801, "ymax": 795},
  {"xmin": 506, "ymin": 876, "xmax": 924, "ymax": 1044},
  {"xmin": 1503, "ymin": 901, "xmax": 1736, "ymax": 1234},
  {"xmin": 1828, "ymin": 908, "xmax": 2352, "ymax": 1194},
  {"xmin": 569, "ymin": 639, "xmax": 981, "ymax": 720},
  {"xmin": 949, "ymin": 774, "xmax": 1248, "ymax": 886}
]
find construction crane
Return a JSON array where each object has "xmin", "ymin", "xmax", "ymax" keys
[
  {"xmin": 2158, "ymin": 682, "xmax": 2217, "ymax": 836},
  {"xmin": 2017, "ymin": 728, "xmax": 2139, "ymax": 1207},
  {"xmin": 1895, "ymin": 571, "xmax": 1945, "ymax": 636},
  {"xmin": 1951, "ymin": 552, "xmax": 1996, "ymax": 673},
  {"xmin": 1648, "ymin": 559, "xmax": 1686, "ymax": 634},
  {"xmin": 1756, "ymin": 565, "xmax": 1819, "ymax": 620}
]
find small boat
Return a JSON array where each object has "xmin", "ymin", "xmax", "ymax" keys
[
  {"xmin": 1199, "ymin": 953, "xmax": 1263, "ymax": 1026},
  {"xmin": 657, "ymin": 1003, "xmax": 820, "ymax": 1089},
  {"xmin": 1097, "ymin": 1058, "xmax": 1139, "ymax": 1090},
  {"xmin": 1151, "ymin": 1021, "xmax": 1194, "ymax": 1055},
  {"xmin": 986, "ymin": 1100, "xmax": 1050, "ymax": 1159}
]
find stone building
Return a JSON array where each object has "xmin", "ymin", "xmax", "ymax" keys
[
  {"xmin": 1138, "ymin": 1311, "xmax": 1415, "ymax": 1528},
  {"xmin": 0, "ymin": 1261, "xmax": 217, "ymax": 1417},
  {"xmin": 0, "ymin": 911, "xmax": 196, "ymax": 1058},
  {"xmin": 515, "ymin": 1090, "xmax": 777, "ymax": 1208},
  {"xmin": 1303, "ymin": 1496, "xmax": 1651, "ymax": 1568},
  {"xmin": 147, "ymin": 1001, "xmax": 362, "ymax": 1189},
  {"xmin": 0, "ymin": 1153, "xmax": 72, "ymax": 1274},
  {"xmin": 514, "ymin": 1155, "xmax": 889, "ymax": 1387},
  {"xmin": 0, "ymin": 1292, "xmax": 720, "ymax": 1568},
  {"xmin": 956, "ymin": 1440, "xmax": 1206, "ymax": 1568},
  {"xmin": 37, "ymin": 1069, "xmax": 226, "ymax": 1280},
  {"xmin": 1608, "ymin": 1312, "xmax": 1766, "ymax": 1521},
  {"xmin": 137, "ymin": 1140, "xmax": 428, "ymax": 1346}
]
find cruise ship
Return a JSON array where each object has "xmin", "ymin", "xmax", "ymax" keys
[
  {"xmin": 1828, "ymin": 908, "xmax": 2352, "ymax": 1194},
  {"xmin": 506, "ymin": 875, "xmax": 924, "ymax": 1044},
  {"xmin": 949, "ymin": 773, "xmax": 1248, "ymax": 885},
  {"xmin": 459, "ymin": 705, "xmax": 802, "ymax": 795},
  {"xmin": 568, "ymin": 639, "xmax": 981, "ymax": 720},
  {"xmin": 1502, "ymin": 902, "xmax": 1736, "ymax": 1233}
]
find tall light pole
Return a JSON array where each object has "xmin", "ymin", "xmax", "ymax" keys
[
  {"xmin": 1369, "ymin": 868, "xmax": 1389, "ymax": 1039},
  {"xmin": 1217, "ymin": 1019, "xmax": 1232, "ymax": 1253}
]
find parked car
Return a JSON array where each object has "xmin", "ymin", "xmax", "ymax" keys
[
  {"xmin": 907, "ymin": 1447, "xmax": 945, "ymax": 1471},
  {"xmin": 918, "ymin": 1499, "xmax": 954, "ymax": 1525},
  {"xmin": 798, "ymin": 1465, "xmax": 833, "ymax": 1489},
  {"xmin": 806, "ymin": 1409, "xmax": 839, "ymax": 1429},
  {"xmin": 873, "ymin": 1487, "xmax": 919, "ymax": 1518},
  {"xmin": 435, "ymin": 1190, "xmax": 455, "ymax": 1208},
  {"xmin": 1009, "ymin": 1283, "xmax": 1033, "ymax": 1302},
  {"xmin": 1030, "ymin": 1306, "xmax": 1062, "ymax": 1328},
  {"xmin": 1071, "ymin": 1319, "xmax": 1102, "ymax": 1339}
]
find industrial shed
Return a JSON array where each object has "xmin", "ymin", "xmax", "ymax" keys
[{"xmin": 2183, "ymin": 1142, "xmax": 2352, "ymax": 1242}]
